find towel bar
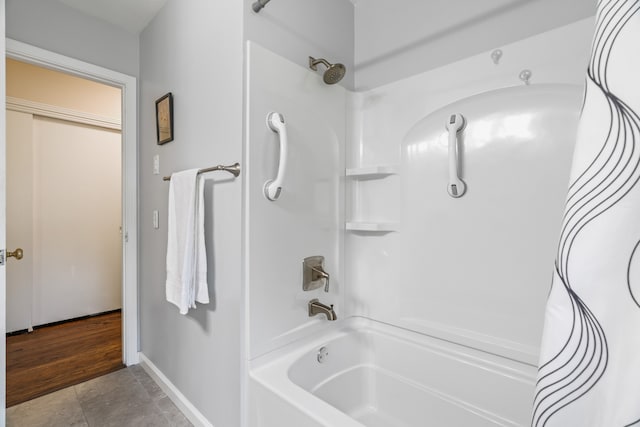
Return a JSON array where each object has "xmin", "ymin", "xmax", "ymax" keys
[{"xmin": 163, "ymin": 163, "xmax": 241, "ymax": 181}]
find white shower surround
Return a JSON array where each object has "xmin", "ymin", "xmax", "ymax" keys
[
  {"xmin": 246, "ymin": 18, "xmax": 596, "ymax": 427},
  {"xmin": 244, "ymin": 41, "xmax": 346, "ymax": 361},
  {"xmin": 346, "ymin": 18, "xmax": 594, "ymax": 364}
]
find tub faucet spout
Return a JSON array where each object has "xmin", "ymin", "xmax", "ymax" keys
[{"xmin": 308, "ymin": 299, "xmax": 337, "ymax": 321}]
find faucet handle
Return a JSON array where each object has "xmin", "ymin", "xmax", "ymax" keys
[
  {"xmin": 303, "ymin": 256, "xmax": 330, "ymax": 292},
  {"xmin": 312, "ymin": 267, "xmax": 329, "ymax": 292}
]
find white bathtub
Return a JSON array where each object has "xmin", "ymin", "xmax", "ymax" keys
[{"xmin": 249, "ymin": 317, "xmax": 536, "ymax": 427}]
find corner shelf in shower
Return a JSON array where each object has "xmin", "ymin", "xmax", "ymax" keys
[
  {"xmin": 345, "ymin": 221, "xmax": 398, "ymax": 232},
  {"xmin": 346, "ymin": 165, "xmax": 398, "ymax": 179},
  {"xmin": 346, "ymin": 164, "xmax": 400, "ymax": 233}
]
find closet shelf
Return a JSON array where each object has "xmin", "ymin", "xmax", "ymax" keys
[
  {"xmin": 346, "ymin": 222, "xmax": 398, "ymax": 232},
  {"xmin": 346, "ymin": 165, "xmax": 398, "ymax": 179}
]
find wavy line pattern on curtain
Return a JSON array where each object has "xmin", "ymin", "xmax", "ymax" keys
[{"xmin": 533, "ymin": 1, "xmax": 640, "ymax": 425}]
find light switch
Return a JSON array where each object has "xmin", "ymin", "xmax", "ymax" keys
[
  {"xmin": 153, "ymin": 154, "xmax": 160, "ymax": 175},
  {"xmin": 153, "ymin": 210, "xmax": 159, "ymax": 229}
]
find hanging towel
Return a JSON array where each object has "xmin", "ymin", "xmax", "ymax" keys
[{"xmin": 166, "ymin": 169, "xmax": 209, "ymax": 314}]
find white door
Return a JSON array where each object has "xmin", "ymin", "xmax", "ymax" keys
[
  {"xmin": 32, "ymin": 116, "xmax": 122, "ymax": 325},
  {"xmin": 6, "ymin": 110, "xmax": 33, "ymax": 332},
  {"xmin": 6, "ymin": 113, "xmax": 122, "ymax": 331}
]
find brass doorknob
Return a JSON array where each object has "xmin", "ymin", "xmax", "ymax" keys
[{"xmin": 7, "ymin": 248, "xmax": 23, "ymax": 260}]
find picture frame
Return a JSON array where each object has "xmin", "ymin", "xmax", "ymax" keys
[{"xmin": 155, "ymin": 92, "xmax": 174, "ymax": 145}]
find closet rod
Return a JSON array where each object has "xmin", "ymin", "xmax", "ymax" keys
[{"xmin": 163, "ymin": 163, "xmax": 241, "ymax": 181}]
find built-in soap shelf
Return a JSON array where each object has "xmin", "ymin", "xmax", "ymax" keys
[
  {"xmin": 346, "ymin": 165, "xmax": 398, "ymax": 179},
  {"xmin": 345, "ymin": 222, "xmax": 398, "ymax": 232},
  {"xmin": 346, "ymin": 164, "xmax": 399, "ymax": 233}
]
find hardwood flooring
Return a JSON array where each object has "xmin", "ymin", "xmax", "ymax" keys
[{"xmin": 6, "ymin": 311, "xmax": 124, "ymax": 407}]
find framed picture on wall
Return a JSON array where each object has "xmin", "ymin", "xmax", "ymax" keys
[{"xmin": 155, "ymin": 92, "xmax": 174, "ymax": 145}]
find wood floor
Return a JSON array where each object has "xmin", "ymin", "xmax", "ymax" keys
[{"xmin": 6, "ymin": 311, "xmax": 124, "ymax": 407}]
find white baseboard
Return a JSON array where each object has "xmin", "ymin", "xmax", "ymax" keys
[{"xmin": 138, "ymin": 352, "xmax": 214, "ymax": 427}]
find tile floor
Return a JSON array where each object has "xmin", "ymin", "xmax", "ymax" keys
[{"xmin": 7, "ymin": 365, "xmax": 193, "ymax": 427}]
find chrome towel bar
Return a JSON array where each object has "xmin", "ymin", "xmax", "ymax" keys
[{"xmin": 163, "ymin": 163, "xmax": 241, "ymax": 181}]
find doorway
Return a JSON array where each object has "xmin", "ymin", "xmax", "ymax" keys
[
  {"xmin": 5, "ymin": 58, "xmax": 123, "ymax": 405},
  {"xmin": 2, "ymin": 39, "xmax": 139, "ymax": 410},
  {"xmin": 6, "ymin": 58, "xmax": 123, "ymax": 332}
]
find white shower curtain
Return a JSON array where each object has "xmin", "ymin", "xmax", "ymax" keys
[{"xmin": 533, "ymin": 1, "xmax": 640, "ymax": 426}]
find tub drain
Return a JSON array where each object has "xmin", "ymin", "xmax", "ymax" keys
[{"xmin": 317, "ymin": 346, "xmax": 329, "ymax": 363}]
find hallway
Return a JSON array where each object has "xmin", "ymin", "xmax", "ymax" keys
[{"xmin": 6, "ymin": 366, "xmax": 192, "ymax": 427}]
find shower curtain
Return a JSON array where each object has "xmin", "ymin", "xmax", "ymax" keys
[{"xmin": 533, "ymin": 1, "xmax": 640, "ymax": 426}]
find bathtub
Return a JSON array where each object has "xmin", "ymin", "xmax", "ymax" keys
[{"xmin": 249, "ymin": 317, "xmax": 536, "ymax": 426}]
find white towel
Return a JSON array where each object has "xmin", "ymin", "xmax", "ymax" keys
[{"xmin": 166, "ymin": 169, "xmax": 209, "ymax": 314}]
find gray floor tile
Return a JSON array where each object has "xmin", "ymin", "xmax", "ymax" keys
[
  {"xmin": 155, "ymin": 395, "xmax": 193, "ymax": 427},
  {"xmin": 7, "ymin": 386, "xmax": 88, "ymax": 427},
  {"xmin": 8, "ymin": 366, "xmax": 193, "ymax": 427},
  {"xmin": 83, "ymin": 401, "xmax": 171, "ymax": 427},
  {"xmin": 74, "ymin": 369, "xmax": 140, "ymax": 402},
  {"xmin": 76, "ymin": 370, "xmax": 155, "ymax": 425},
  {"xmin": 131, "ymin": 367, "xmax": 166, "ymax": 402},
  {"xmin": 127, "ymin": 364, "xmax": 147, "ymax": 380}
]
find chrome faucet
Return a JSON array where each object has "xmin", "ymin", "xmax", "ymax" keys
[{"xmin": 308, "ymin": 299, "xmax": 337, "ymax": 321}]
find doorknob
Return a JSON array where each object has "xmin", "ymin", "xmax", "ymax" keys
[{"xmin": 7, "ymin": 248, "xmax": 23, "ymax": 260}]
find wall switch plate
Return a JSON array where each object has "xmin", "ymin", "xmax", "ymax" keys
[
  {"xmin": 153, "ymin": 154, "xmax": 160, "ymax": 175},
  {"xmin": 153, "ymin": 210, "xmax": 159, "ymax": 229}
]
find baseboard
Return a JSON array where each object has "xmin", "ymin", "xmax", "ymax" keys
[
  {"xmin": 6, "ymin": 309, "xmax": 122, "ymax": 337},
  {"xmin": 138, "ymin": 352, "xmax": 214, "ymax": 427}
]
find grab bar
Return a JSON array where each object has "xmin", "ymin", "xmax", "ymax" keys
[
  {"xmin": 446, "ymin": 113, "xmax": 467, "ymax": 198},
  {"xmin": 264, "ymin": 112, "xmax": 288, "ymax": 201}
]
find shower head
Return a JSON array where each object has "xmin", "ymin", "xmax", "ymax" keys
[
  {"xmin": 252, "ymin": 0, "xmax": 271, "ymax": 13},
  {"xmin": 308, "ymin": 57, "xmax": 346, "ymax": 85}
]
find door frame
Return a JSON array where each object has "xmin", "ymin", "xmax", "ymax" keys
[
  {"xmin": 1, "ymin": 0, "xmax": 6, "ymax": 415},
  {"xmin": 5, "ymin": 39, "xmax": 139, "ymax": 366}
]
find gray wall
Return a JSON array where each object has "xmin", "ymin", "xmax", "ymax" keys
[
  {"xmin": 139, "ymin": 1, "xmax": 243, "ymax": 426},
  {"xmin": 139, "ymin": 1, "xmax": 353, "ymax": 424},
  {"xmin": 243, "ymin": 0, "xmax": 355, "ymax": 90},
  {"xmin": 354, "ymin": 0, "xmax": 596, "ymax": 89},
  {"xmin": 5, "ymin": 0, "xmax": 139, "ymax": 77}
]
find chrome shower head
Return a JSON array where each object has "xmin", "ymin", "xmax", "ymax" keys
[{"xmin": 309, "ymin": 57, "xmax": 346, "ymax": 85}]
